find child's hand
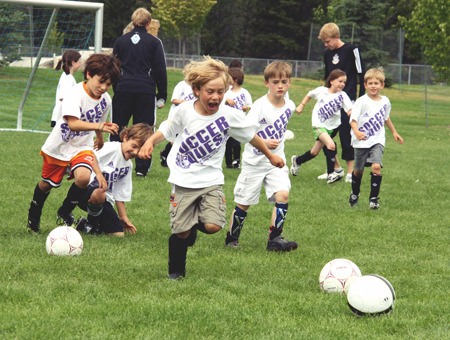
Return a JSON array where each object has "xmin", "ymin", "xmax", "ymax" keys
[
  {"xmin": 354, "ymin": 130, "xmax": 367, "ymax": 141},
  {"xmin": 101, "ymin": 122, "xmax": 119, "ymax": 135},
  {"xmin": 269, "ymin": 154, "xmax": 285, "ymax": 168},
  {"xmin": 122, "ymin": 218, "xmax": 137, "ymax": 234},
  {"xmin": 138, "ymin": 140, "xmax": 154, "ymax": 160},
  {"xmin": 295, "ymin": 105, "xmax": 303, "ymax": 114},
  {"xmin": 96, "ymin": 173, "xmax": 108, "ymax": 191},
  {"xmin": 393, "ymin": 133, "xmax": 404, "ymax": 144},
  {"xmin": 242, "ymin": 105, "xmax": 251, "ymax": 112},
  {"xmin": 94, "ymin": 138, "xmax": 104, "ymax": 150},
  {"xmin": 265, "ymin": 139, "xmax": 280, "ymax": 150}
]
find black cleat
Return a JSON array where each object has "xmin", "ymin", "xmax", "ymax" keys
[
  {"xmin": 267, "ymin": 236, "xmax": 298, "ymax": 252},
  {"xmin": 56, "ymin": 208, "xmax": 75, "ymax": 227},
  {"xmin": 27, "ymin": 218, "xmax": 40, "ymax": 234}
]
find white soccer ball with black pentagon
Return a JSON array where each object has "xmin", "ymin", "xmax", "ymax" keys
[
  {"xmin": 347, "ymin": 274, "xmax": 396, "ymax": 316},
  {"xmin": 46, "ymin": 226, "xmax": 83, "ymax": 256},
  {"xmin": 319, "ymin": 258, "xmax": 362, "ymax": 294}
]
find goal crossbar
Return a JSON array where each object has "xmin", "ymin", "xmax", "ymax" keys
[{"xmin": 0, "ymin": 0, "xmax": 104, "ymax": 131}]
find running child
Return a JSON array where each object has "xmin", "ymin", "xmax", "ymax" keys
[
  {"xmin": 223, "ymin": 66, "xmax": 253, "ymax": 168},
  {"xmin": 290, "ymin": 69, "xmax": 353, "ymax": 184},
  {"xmin": 138, "ymin": 56, "xmax": 284, "ymax": 280},
  {"xmin": 348, "ymin": 68, "xmax": 403, "ymax": 209},
  {"xmin": 225, "ymin": 61, "xmax": 297, "ymax": 251},
  {"xmin": 27, "ymin": 53, "xmax": 121, "ymax": 233},
  {"xmin": 50, "ymin": 50, "xmax": 82, "ymax": 127},
  {"xmin": 75, "ymin": 123, "xmax": 152, "ymax": 236}
]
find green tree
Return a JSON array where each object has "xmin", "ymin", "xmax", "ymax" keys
[
  {"xmin": 399, "ymin": 0, "xmax": 450, "ymax": 82},
  {"xmin": 46, "ymin": 21, "xmax": 65, "ymax": 55},
  {"xmin": 152, "ymin": 0, "xmax": 216, "ymax": 57}
]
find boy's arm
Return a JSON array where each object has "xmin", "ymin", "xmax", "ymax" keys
[
  {"xmin": 350, "ymin": 120, "xmax": 367, "ymax": 141},
  {"xmin": 249, "ymin": 135, "xmax": 284, "ymax": 168},
  {"xmin": 138, "ymin": 130, "xmax": 166, "ymax": 160},
  {"xmin": 296, "ymin": 95, "xmax": 311, "ymax": 114},
  {"xmin": 385, "ymin": 118, "xmax": 404, "ymax": 144},
  {"xmin": 66, "ymin": 116, "xmax": 118, "ymax": 135},
  {"xmin": 116, "ymin": 201, "xmax": 137, "ymax": 234},
  {"xmin": 92, "ymin": 156, "xmax": 107, "ymax": 190}
]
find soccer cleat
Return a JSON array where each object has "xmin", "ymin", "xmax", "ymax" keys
[
  {"xmin": 168, "ymin": 272, "xmax": 185, "ymax": 280},
  {"xmin": 225, "ymin": 240, "xmax": 239, "ymax": 248},
  {"xmin": 56, "ymin": 208, "xmax": 75, "ymax": 227},
  {"xmin": 327, "ymin": 169, "xmax": 344, "ymax": 184},
  {"xmin": 267, "ymin": 236, "xmax": 298, "ymax": 252},
  {"xmin": 349, "ymin": 193, "xmax": 359, "ymax": 207},
  {"xmin": 232, "ymin": 159, "xmax": 240, "ymax": 168},
  {"xmin": 345, "ymin": 173, "xmax": 352, "ymax": 183},
  {"xmin": 160, "ymin": 150, "xmax": 168, "ymax": 167},
  {"xmin": 290, "ymin": 155, "xmax": 300, "ymax": 176},
  {"xmin": 317, "ymin": 172, "xmax": 328, "ymax": 180},
  {"xmin": 369, "ymin": 197, "xmax": 380, "ymax": 210},
  {"xmin": 27, "ymin": 218, "xmax": 41, "ymax": 234},
  {"xmin": 75, "ymin": 217, "xmax": 95, "ymax": 234}
]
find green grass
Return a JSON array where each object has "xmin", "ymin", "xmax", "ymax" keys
[{"xmin": 0, "ymin": 67, "xmax": 449, "ymax": 339}]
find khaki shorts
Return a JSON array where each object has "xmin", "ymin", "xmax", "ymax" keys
[{"xmin": 169, "ymin": 184, "xmax": 227, "ymax": 234}]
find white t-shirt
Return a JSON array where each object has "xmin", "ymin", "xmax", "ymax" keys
[
  {"xmin": 350, "ymin": 94, "xmax": 391, "ymax": 148},
  {"xmin": 41, "ymin": 82, "xmax": 111, "ymax": 161},
  {"xmin": 89, "ymin": 141, "xmax": 132, "ymax": 205},
  {"xmin": 242, "ymin": 94, "xmax": 295, "ymax": 166},
  {"xmin": 51, "ymin": 72, "xmax": 77, "ymax": 122},
  {"xmin": 158, "ymin": 100, "xmax": 258, "ymax": 188},
  {"xmin": 170, "ymin": 80, "xmax": 195, "ymax": 110},
  {"xmin": 308, "ymin": 86, "xmax": 352, "ymax": 130},
  {"xmin": 223, "ymin": 87, "xmax": 253, "ymax": 111}
]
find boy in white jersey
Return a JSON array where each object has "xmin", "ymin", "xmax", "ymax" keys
[
  {"xmin": 224, "ymin": 66, "xmax": 253, "ymax": 168},
  {"xmin": 138, "ymin": 56, "xmax": 284, "ymax": 280},
  {"xmin": 348, "ymin": 68, "xmax": 403, "ymax": 209},
  {"xmin": 225, "ymin": 61, "xmax": 297, "ymax": 251},
  {"xmin": 290, "ymin": 69, "xmax": 353, "ymax": 183},
  {"xmin": 75, "ymin": 123, "xmax": 152, "ymax": 236},
  {"xmin": 27, "ymin": 54, "xmax": 121, "ymax": 233}
]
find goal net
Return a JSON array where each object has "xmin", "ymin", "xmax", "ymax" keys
[{"xmin": 0, "ymin": 0, "xmax": 103, "ymax": 133}]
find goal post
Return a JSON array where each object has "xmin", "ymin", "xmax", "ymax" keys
[{"xmin": 0, "ymin": 0, "xmax": 104, "ymax": 132}]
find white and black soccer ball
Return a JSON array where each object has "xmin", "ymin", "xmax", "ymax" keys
[
  {"xmin": 319, "ymin": 258, "xmax": 362, "ymax": 294},
  {"xmin": 46, "ymin": 226, "xmax": 83, "ymax": 256},
  {"xmin": 284, "ymin": 129, "xmax": 295, "ymax": 140},
  {"xmin": 347, "ymin": 274, "xmax": 396, "ymax": 316}
]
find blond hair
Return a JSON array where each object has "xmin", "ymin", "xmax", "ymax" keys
[
  {"xmin": 131, "ymin": 7, "xmax": 151, "ymax": 28},
  {"xmin": 184, "ymin": 56, "xmax": 231, "ymax": 92},
  {"xmin": 318, "ymin": 23, "xmax": 340, "ymax": 40},
  {"xmin": 364, "ymin": 68, "xmax": 385, "ymax": 83},
  {"xmin": 263, "ymin": 61, "xmax": 292, "ymax": 81}
]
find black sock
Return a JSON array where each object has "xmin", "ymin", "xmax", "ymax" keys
[
  {"xmin": 226, "ymin": 206, "xmax": 247, "ymax": 243},
  {"xmin": 370, "ymin": 173, "xmax": 382, "ymax": 198},
  {"xmin": 269, "ymin": 202, "xmax": 288, "ymax": 240},
  {"xmin": 168, "ymin": 234, "xmax": 188, "ymax": 275},
  {"xmin": 28, "ymin": 184, "xmax": 50, "ymax": 222},
  {"xmin": 296, "ymin": 151, "xmax": 315, "ymax": 165},
  {"xmin": 351, "ymin": 172, "xmax": 363, "ymax": 196},
  {"xmin": 195, "ymin": 222, "xmax": 213, "ymax": 234},
  {"xmin": 59, "ymin": 183, "xmax": 85, "ymax": 215},
  {"xmin": 324, "ymin": 147, "xmax": 337, "ymax": 174}
]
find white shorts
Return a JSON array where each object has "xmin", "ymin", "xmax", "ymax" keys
[{"xmin": 233, "ymin": 162, "xmax": 290, "ymax": 206}]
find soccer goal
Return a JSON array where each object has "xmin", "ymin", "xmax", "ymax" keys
[{"xmin": 0, "ymin": 0, "xmax": 104, "ymax": 133}]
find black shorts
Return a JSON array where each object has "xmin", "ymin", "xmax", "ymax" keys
[{"xmin": 78, "ymin": 186, "xmax": 124, "ymax": 234}]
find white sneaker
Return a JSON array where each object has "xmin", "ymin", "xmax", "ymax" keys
[
  {"xmin": 345, "ymin": 173, "xmax": 352, "ymax": 183},
  {"xmin": 290, "ymin": 155, "xmax": 300, "ymax": 176},
  {"xmin": 327, "ymin": 169, "xmax": 344, "ymax": 184},
  {"xmin": 317, "ymin": 172, "xmax": 328, "ymax": 180}
]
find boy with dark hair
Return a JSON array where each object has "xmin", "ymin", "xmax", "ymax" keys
[{"xmin": 27, "ymin": 53, "xmax": 121, "ymax": 233}]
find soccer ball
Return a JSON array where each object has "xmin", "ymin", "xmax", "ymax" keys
[
  {"xmin": 284, "ymin": 129, "xmax": 295, "ymax": 140},
  {"xmin": 46, "ymin": 226, "xmax": 83, "ymax": 256},
  {"xmin": 347, "ymin": 274, "xmax": 396, "ymax": 316},
  {"xmin": 319, "ymin": 258, "xmax": 362, "ymax": 294}
]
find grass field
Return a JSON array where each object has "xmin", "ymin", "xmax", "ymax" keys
[{"xmin": 0, "ymin": 66, "xmax": 449, "ymax": 339}]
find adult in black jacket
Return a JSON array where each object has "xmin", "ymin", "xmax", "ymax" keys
[{"xmin": 112, "ymin": 7, "xmax": 167, "ymax": 177}]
